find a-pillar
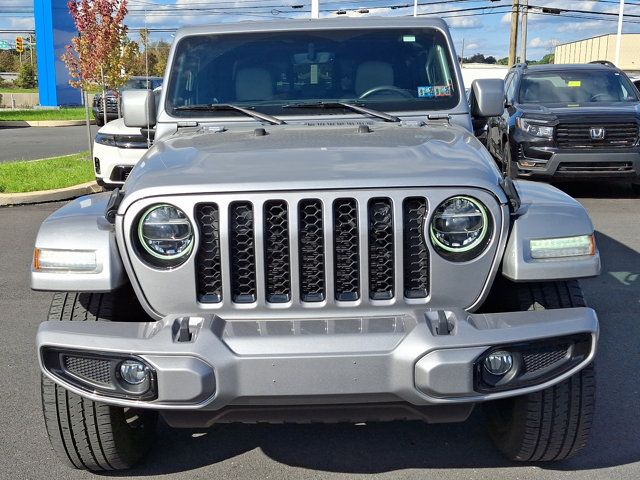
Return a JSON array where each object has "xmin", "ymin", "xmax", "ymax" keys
[{"xmin": 33, "ymin": 0, "xmax": 81, "ymax": 106}]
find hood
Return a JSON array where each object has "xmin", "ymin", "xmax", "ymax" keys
[
  {"xmin": 121, "ymin": 123, "xmax": 505, "ymax": 207},
  {"xmin": 518, "ymin": 102, "xmax": 640, "ymax": 120}
]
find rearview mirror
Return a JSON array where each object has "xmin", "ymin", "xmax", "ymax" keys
[
  {"xmin": 123, "ymin": 89, "xmax": 156, "ymax": 128},
  {"xmin": 469, "ymin": 79, "xmax": 505, "ymax": 118}
]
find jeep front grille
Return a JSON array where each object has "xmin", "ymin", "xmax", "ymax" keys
[
  {"xmin": 368, "ymin": 198, "xmax": 395, "ymax": 300},
  {"xmin": 298, "ymin": 199, "xmax": 326, "ymax": 302},
  {"xmin": 195, "ymin": 204, "xmax": 223, "ymax": 303},
  {"xmin": 194, "ymin": 194, "xmax": 430, "ymax": 305},
  {"xmin": 229, "ymin": 201, "xmax": 257, "ymax": 303},
  {"xmin": 333, "ymin": 198, "xmax": 360, "ymax": 301},
  {"xmin": 263, "ymin": 200, "xmax": 291, "ymax": 303}
]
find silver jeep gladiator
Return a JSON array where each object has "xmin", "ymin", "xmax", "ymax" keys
[{"xmin": 33, "ymin": 18, "xmax": 600, "ymax": 471}]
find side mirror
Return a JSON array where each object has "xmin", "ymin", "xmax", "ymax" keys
[
  {"xmin": 469, "ymin": 79, "xmax": 505, "ymax": 118},
  {"xmin": 123, "ymin": 89, "xmax": 156, "ymax": 128}
]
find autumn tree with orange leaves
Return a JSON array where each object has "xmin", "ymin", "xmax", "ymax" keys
[{"xmin": 62, "ymin": 0, "xmax": 134, "ymax": 132}]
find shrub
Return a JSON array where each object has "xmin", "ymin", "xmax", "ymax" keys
[{"xmin": 14, "ymin": 63, "xmax": 37, "ymax": 89}]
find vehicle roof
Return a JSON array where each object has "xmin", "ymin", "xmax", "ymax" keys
[
  {"xmin": 518, "ymin": 63, "xmax": 618, "ymax": 73},
  {"xmin": 173, "ymin": 16, "xmax": 449, "ymax": 39}
]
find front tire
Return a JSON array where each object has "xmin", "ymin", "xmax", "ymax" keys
[
  {"xmin": 484, "ymin": 280, "xmax": 596, "ymax": 461},
  {"xmin": 41, "ymin": 291, "xmax": 157, "ymax": 471}
]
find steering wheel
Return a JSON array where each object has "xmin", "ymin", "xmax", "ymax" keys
[
  {"xmin": 358, "ymin": 85, "xmax": 414, "ymax": 99},
  {"xmin": 590, "ymin": 93, "xmax": 611, "ymax": 102}
]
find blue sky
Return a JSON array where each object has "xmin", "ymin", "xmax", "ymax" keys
[{"xmin": 2, "ymin": 0, "xmax": 640, "ymax": 60}]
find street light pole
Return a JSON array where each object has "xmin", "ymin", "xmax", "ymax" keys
[
  {"xmin": 311, "ymin": 0, "xmax": 319, "ymax": 19},
  {"xmin": 414, "ymin": 0, "xmax": 418, "ymax": 17},
  {"xmin": 615, "ymin": 0, "xmax": 625, "ymax": 66},
  {"xmin": 520, "ymin": 0, "xmax": 528, "ymax": 63},
  {"xmin": 508, "ymin": 0, "xmax": 520, "ymax": 67}
]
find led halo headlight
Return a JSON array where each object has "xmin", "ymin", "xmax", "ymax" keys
[
  {"xmin": 136, "ymin": 203, "xmax": 194, "ymax": 267},
  {"xmin": 429, "ymin": 195, "xmax": 492, "ymax": 261}
]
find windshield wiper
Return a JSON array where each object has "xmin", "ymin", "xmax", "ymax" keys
[
  {"xmin": 174, "ymin": 103, "xmax": 285, "ymax": 125},
  {"xmin": 282, "ymin": 101, "xmax": 400, "ymax": 123}
]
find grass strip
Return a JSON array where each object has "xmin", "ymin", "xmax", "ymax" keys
[
  {"xmin": 0, "ymin": 88, "xmax": 38, "ymax": 93},
  {"xmin": 0, "ymin": 107, "xmax": 88, "ymax": 121},
  {"xmin": 0, "ymin": 152, "xmax": 94, "ymax": 193}
]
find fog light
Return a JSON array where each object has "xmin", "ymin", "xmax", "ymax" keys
[
  {"xmin": 119, "ymin": 360, "xmax": 149, "ymax": 385},
  {"xmin": 483, "ymin": 351, "xmax": 513, "ymax": 376}
]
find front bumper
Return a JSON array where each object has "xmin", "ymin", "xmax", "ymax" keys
[
  {"xmin": 93, "ymin": 142, "xmax": 146, "ymax": 186},
  {"xmin": 38, "ymin": 307, "xmax": 598, "ymax": 415},
  {"xmin": 517, "ymin": 149, "xmax": 640, "ymax": 180}
]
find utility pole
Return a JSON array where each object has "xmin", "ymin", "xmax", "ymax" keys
[
  {"xmin": 414, "ymin": 0, "xmax": 418, "ymax": 17},
  {"xmin": 460, "ymin": 38, "xmax": 465, "ymax": 64},
  {"xmin": 311, "ymin": 0, "xmax": 319, "ymax": 19},
  {"xmin": 29, "ymin": 33, "xmax": 34, "ymax": 66},
  {"xmin": 520, "ymin": 0, "xmax": 528, "ymax": 64},
  {"xmin": 508, "ymin": 0, "xmax": 520, "ymax": 67},
  {"xmin": 615, "ymin": 0, "xmax": 625, "ymax": 66}
]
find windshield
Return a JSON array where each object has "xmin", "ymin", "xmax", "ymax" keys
[
  {"xmin": 125, "ymin": 78, "xmax": 163, "ymax": 90},
  {"xmin": 166, "ymin": 28, "xmax": 459, "ymax": 117},
  {"xmin": 518, "ymin": 69, "xmax": 638, "ymax": 104}
]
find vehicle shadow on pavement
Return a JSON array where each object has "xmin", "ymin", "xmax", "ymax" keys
[
  {"xmin": 553, "ymin": 180, "xmax": 640, "ymax": 199},
  {"xmin": 104, "ymin": 231, "xmax": 639, "ymax": 477}
]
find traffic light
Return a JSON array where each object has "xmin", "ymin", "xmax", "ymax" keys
[{"xmin": 15, "ymin": 36, "xmax": 23, "ymax": 54}]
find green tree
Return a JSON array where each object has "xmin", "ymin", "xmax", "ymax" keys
[
  {"xmin": 62, "ymin": 0, "xmax": 131, "ymax": 127},
  {"xmin": 0, "ymin": 51, "xmax": 19, "ymax": 72},
  {"xmin": 537, "ymin": 53, "xmax": 555, "ymax": 65},
  {"xmin": 153, "ymin": 40, "xmax": 170, "ymax": 76},
  {"xmin": 15, "ymin": 62, "xmax": 36, "ymax": 89}
]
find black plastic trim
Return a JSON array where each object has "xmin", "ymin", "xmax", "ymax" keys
[
  {"xmin": 41, "ymin": 347, "xmax": 158, "ymax": 401},
  {"xmin": 473, "ymin": 333, "xmax": 592, "ymax": 393}
]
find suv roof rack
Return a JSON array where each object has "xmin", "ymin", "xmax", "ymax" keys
[{"xmin": 589, "ymin": 60, "xmax": 616, "ymax": 68}]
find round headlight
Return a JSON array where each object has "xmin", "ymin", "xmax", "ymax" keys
[
  {"xmin": 137, "ymin": 204, "xmax": 193, "ymax": 266},
  {"xmin": 429, "ymin": 196, "xmax": 491, "ymax": 260}
]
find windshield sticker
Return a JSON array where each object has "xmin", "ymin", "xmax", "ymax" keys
[
  {"xmin": 417, "ymin": 86, "xmax": 435, "ymax": 98},
  {"xmin": 567, "ymin": 80, "xmax": 581, "ymax": 87},
  {"xmin": 434, "ymin": 85, "xmax": 452, "ymax": 97},
  {"xmin": 403, "ymin": 35, "xmax": 416, "ymax": 42}
]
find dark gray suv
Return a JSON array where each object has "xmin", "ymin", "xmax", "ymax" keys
[{"xmin": 487, "ymin": 62, "xmax": 640, "ymax": 190}]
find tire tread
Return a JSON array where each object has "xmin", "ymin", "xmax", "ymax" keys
[
  {"xmin": 486, "ymin": 280, "xmax": 595, "ymax": 462},
  {"xmin": 41, "ymin": 290, "xmax": 156, "ymax": 471}
]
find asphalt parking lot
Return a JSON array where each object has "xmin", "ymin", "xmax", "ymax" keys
[
  {"xmin": 0, "ymin": 181, "xmax": 638, "ymax": 480},
  {"xmin": 0, "ymin": 125, "xmax": 99, "ymax": 163}
]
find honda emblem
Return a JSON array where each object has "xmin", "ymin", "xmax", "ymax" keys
[{"xmin": 589, "ymin": 127, "xmax": 605, "ymax": 140}]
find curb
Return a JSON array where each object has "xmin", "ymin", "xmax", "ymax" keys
[
  {"xmin": 0, "ymin": 181, "xmax": 103, "ymax": 206},
  {"xmin": 0, "ymin": 119, "xmax": 95, "ymax": 127}
]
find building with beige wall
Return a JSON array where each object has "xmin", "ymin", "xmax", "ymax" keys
[{"xmin": 554, "ymin": 34, "xmax": 640, "ymax": 72}]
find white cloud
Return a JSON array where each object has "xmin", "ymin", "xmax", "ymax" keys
[
  {"xmin": 529, "ymin": 37, "xmax": 560, "ymax": 49},
  {"xmin": 556, "ymin": 20, "xmax": 604, "ymax": 32},
  {"xmin": 465, "ymin": 43, "xmax": 480, "ymax": 50},
  {"xmin": 447, "ymin": 17, "xmax": 482, "ymax": 29}
]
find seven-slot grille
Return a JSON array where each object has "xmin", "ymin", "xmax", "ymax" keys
[
  {"xmin": 195, "ymin": 196, "xmax": 430, "ymax": 306},
  {"xmin": 556, "ymin": 122, "xmax": 639, "ymax": 149}
]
